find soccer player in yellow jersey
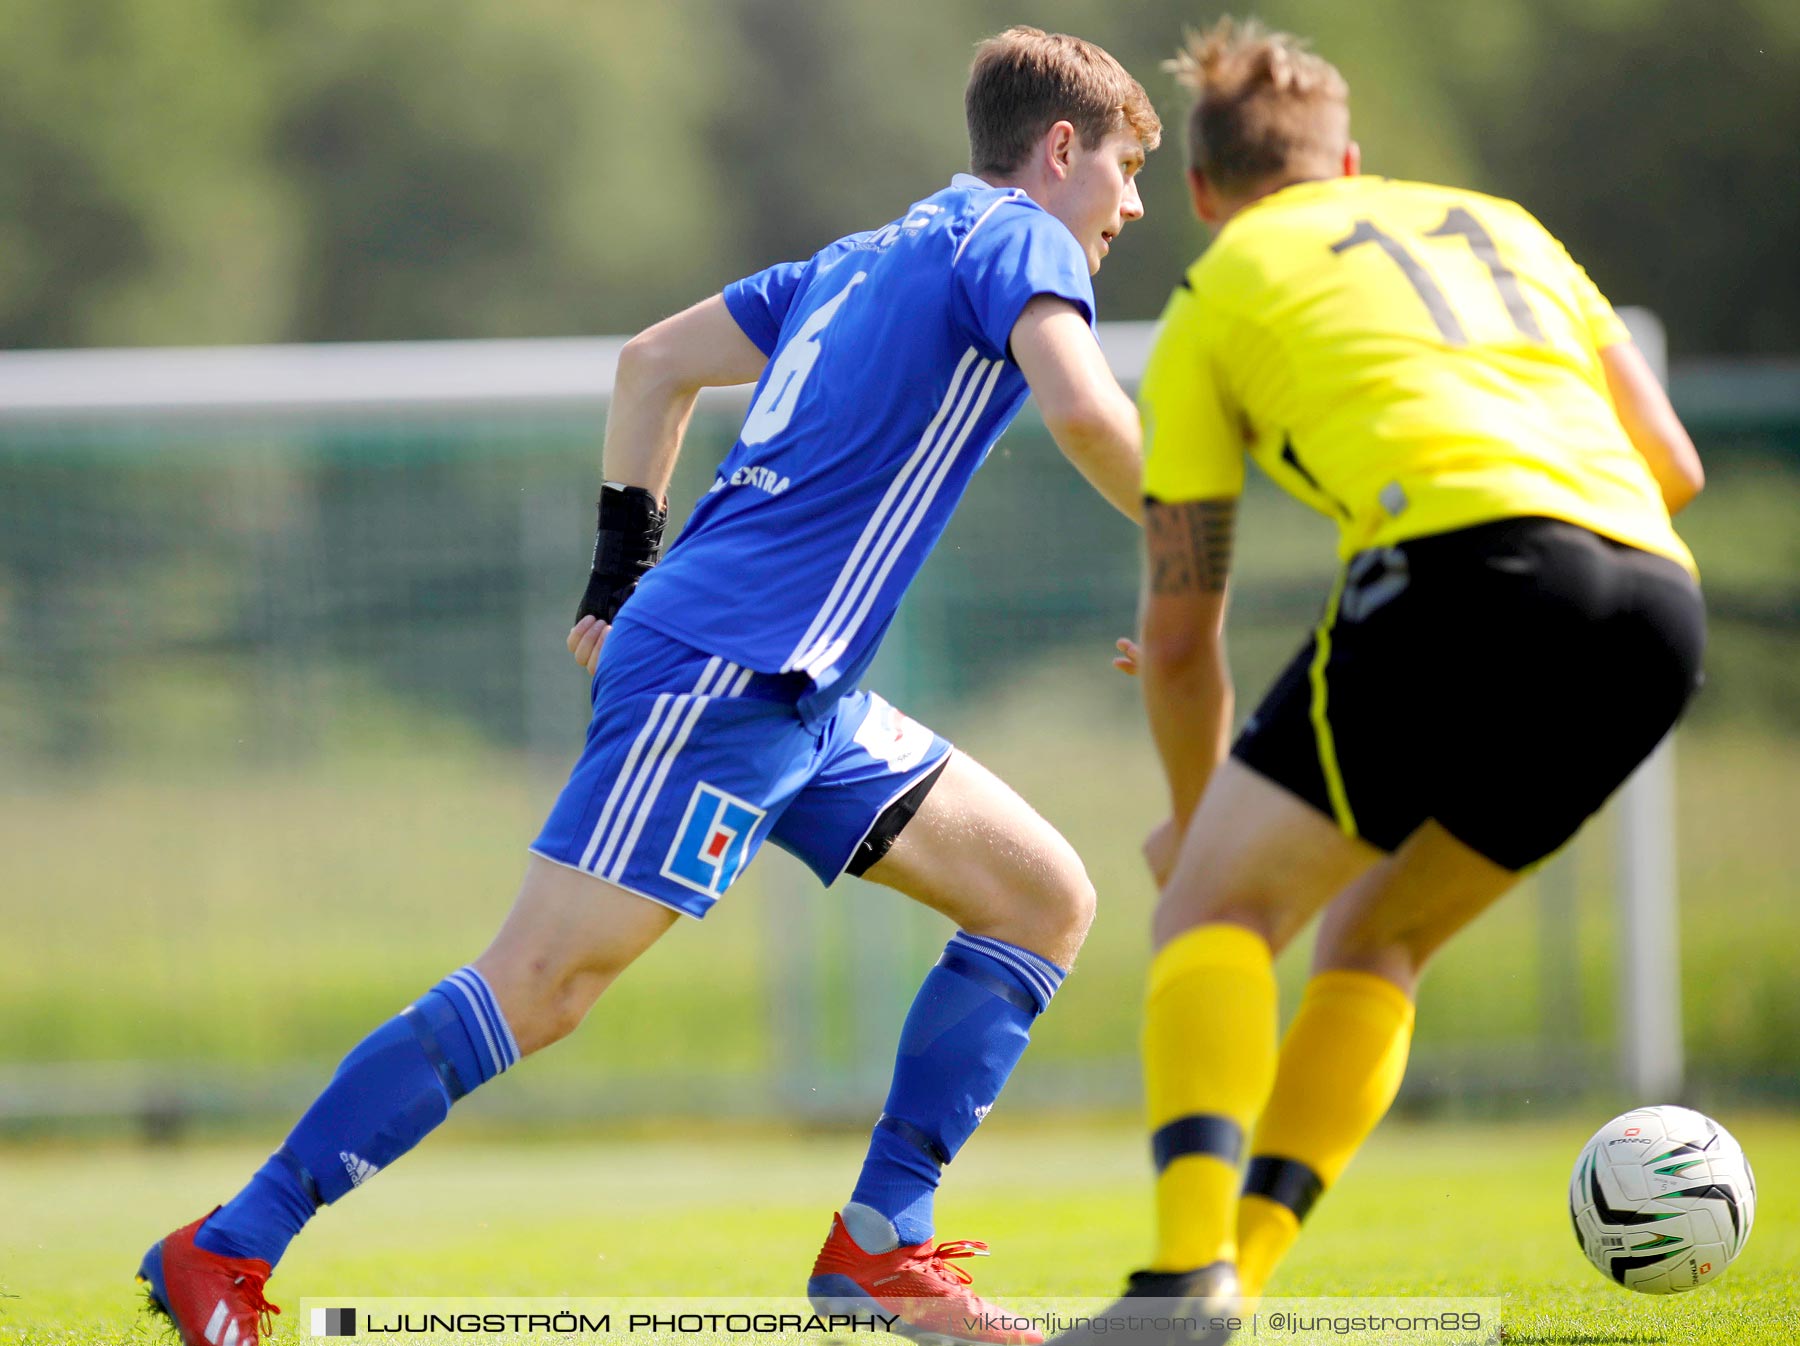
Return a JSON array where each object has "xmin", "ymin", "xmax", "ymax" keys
[{"xmin": 1058, "ymin": 20, "xmax": 1707, "ymax": 1344}]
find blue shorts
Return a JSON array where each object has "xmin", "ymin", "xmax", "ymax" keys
[{"xmin": 531, "ymin": 619, "xmax": 952, "ymax": 918}]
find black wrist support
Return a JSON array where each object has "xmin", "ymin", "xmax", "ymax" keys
[{"xmin": 576, "ymin": 483, "xmax": 667, "ymax": 624}]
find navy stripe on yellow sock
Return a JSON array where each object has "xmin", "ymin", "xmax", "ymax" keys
[
  {"xmin": 1153, "ymin": 1115, "xmax": 1244, "ymax": 1171},
  {"xmin": 1143, "ymin": 924, "xmax": 1280, "ymax": 1273},
  {"xmin": 1243, "ymin": 1156, "xmax": 1325, "ymax": 1222}
]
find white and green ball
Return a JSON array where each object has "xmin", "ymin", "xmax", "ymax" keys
[{"xmin": 1569, "ymin": 1104, "xmax": 1755, "ymax": 1294}]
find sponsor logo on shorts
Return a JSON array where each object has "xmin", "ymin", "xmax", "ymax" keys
[
  {"xmin": 852, "ymin": 697, "xmax": 934, "ymax": 772},
  {"xmin": 662, "ymin": 783, "xmax": 766, "ymax": 899}
]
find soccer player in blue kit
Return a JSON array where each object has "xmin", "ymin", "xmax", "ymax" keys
[{"xmin": 138, "ymin": 27, "xmax": 1160, "ymax": 1346}]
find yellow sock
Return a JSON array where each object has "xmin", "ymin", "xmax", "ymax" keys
[
  {"xmin": 1235, "ymin": 970, "xmax": 1415, "ymax": 1298},
  {"xmin": 1143, "ymin": 924, "xmax": 1278, "ymax": 1273},
  {"xmin": 1235, "ymin": 1196, "xmax": 1299, "ymax": 1304}
]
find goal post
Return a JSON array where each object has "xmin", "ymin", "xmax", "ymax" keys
[{"xmin": 1613, "ymin": 308, "xmax": 1684, "ymax": 1103}]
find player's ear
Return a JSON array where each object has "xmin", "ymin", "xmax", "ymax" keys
[
  {"xmin": 1343, "ymin": 140, "xmax": 1362, "ymax": 177},
  {"xmin": 1046, "ymin": 120, "xmax": 1077, "ymax": 178},
  {"xmin": 1187, "ymin": 167, "xmax": 1218, "ymax": 225}
]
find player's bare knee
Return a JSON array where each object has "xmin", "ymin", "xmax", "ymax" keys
[
  {"xmin": 1313, "ymin": 937, "xmax": 1424, "ymax": 996},
  {"xmin": 1151, "ymin": 893, "xmax": 1300, "ymax": 955},
  {"xmin": 1312, "ymin": 903, "xmax": 1441, "ymax": 991},
  {"xmin": 480, "ymin": 936, "xmax": 634, "ymax": 1054},
  {"xmin": 1066, "ymin": 866, "xmax": 1098, "ymax": 945},
  {"xmin": 1001, "ymin": 837, "xmax": 1094, "ymax": 962},
  {"xmin": 1032, "ymin": 863, "xmax": 1097, "ymax": 964},
  {"xmin": 958, "ymin": 856, "xmax": 1091, "ymax": 970},
  {"xmin": 500, "ymin": 964, "xmax": 618, "ymax": 1056},
  {"xmin": 541, "ymin": 971, "xmax": 611, "ymax": 1046}
]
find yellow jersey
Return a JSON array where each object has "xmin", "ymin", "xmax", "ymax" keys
[{"xmin": 1139, "ymin": 176, "xmax": 1695, "ymax": 575}]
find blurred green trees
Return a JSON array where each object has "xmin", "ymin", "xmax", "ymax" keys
[{"xmin": 2, "ymin": 0, "xmax": 1794, "ymax": 353}]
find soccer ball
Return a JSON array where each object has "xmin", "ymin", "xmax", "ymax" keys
[{"xmin": 1569, "ymin": 1105, "xmax": 1755, "ymax": 1294}]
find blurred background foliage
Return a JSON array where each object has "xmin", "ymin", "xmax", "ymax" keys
[{"xmin": 1, "ymin": 0, "xmax": 1795, "ymax": 354}]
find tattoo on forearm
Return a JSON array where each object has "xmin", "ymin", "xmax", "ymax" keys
[{"xmin": 1146, "ymin": 498, "xmax": 1236, "ymax": 594}]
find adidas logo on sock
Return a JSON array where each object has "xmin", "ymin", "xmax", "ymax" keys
[{"xmin": 340, "ymin": 1151, "xmax": 380, "ymax": 1188}]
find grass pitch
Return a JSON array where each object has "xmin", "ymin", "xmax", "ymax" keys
[{"xmin": 0, "ymin": 1115, "xmax": 1794, "ymax": 1344}]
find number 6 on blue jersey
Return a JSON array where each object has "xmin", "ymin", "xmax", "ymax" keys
[{"xmin": 740, "ymin": 272, "xmax": 867, "ymax": 445}]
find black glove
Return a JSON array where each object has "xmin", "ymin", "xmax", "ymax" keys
[{"xmin": 575, "ymin": 483, "xmax": 667, "ymax": 624}]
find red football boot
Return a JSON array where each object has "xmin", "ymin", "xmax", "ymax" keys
[
  {"xmin": 137, "ymin": 1211, "xmax": 281, "ymax": 1346},
  {"xmin": 808, "ymin": 1210, "xmax": 1044, "ymax": 1345}
]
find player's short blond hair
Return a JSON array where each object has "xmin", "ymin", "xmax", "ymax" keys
[
  {"xmin": 1168, "ymin": 17, "xmax": 1349, "ymax": 194},
  {"xmin": 966, "ymin": 27, "xmax": 1161, "ymax": 177}
]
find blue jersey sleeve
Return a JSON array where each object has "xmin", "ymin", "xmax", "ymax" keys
[
  {"xmin": 952, "ymin": 204, "xmax": 1095, "ymax": 360},
  {"xmin": 722, "ymin": 259, "xmax": 810, "ymax": 356}
]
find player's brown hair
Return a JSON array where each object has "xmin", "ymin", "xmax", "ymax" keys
[
  {"xmin": 966, "ymin": 27, "xmax": 1161, "ymax": 177},
  {"xmin": 1168, "ymin": 17, "xmax": 1349, "ymax": 194}
]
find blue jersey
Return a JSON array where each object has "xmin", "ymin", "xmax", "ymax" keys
[{"xmin": 620, "ymin": 173, "xmax": 1095, "ymax": 723}]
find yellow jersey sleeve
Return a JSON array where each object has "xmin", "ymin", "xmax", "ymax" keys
[
  {"xmin": 1139, "ymin": 282, "xmax": 1246, "ymax": 504},
  {"xmin": 1565, "ymin": 251, "xmax": 1631, "ymax": 351},
  {"xmin": 1498, "ymin": 196, "xmax": 1631, "ymax": 352}
]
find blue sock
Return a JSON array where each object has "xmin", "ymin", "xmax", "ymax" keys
[
  {"xmin": 197, "ymin": 967, "xmax": 519, "ymax": 1267},
  {"xmin": 847, "ymin": 932, "xmax": 1066, "ymax": 1248}
]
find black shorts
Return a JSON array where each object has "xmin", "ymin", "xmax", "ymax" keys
[{"xmin": 1232, "ymin": 517, "xmax": 1706, "ymax": 871}]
